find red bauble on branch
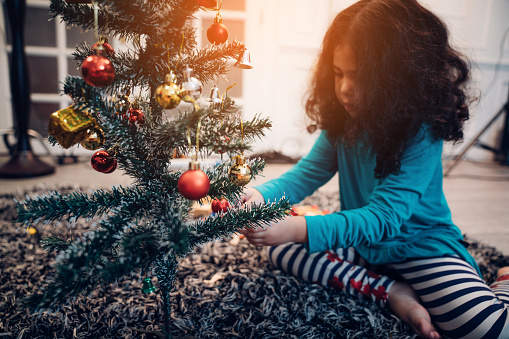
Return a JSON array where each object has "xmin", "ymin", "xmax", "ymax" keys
[
  {"xmin": 91, "ymin": 150, "xmax": 117, "ymax": 173},
  {"xmin": 80, "ymin": 46, "xmax": 115, "ymax": 87},
  {"xmin": 92, "ymin": 36, "xmax": 114, "ymax": 57},
  {"xmin": 92, "ymin": 41, "xmax": 115, "ymax": 57},
  {"xmin": 178, "ymin": 161, "xmax": 210, "ymax": 200},
  {"xmin": 211, "ymin": 198, "xmax": 230, "ymax": 213},
  {"xmin": 207, "ymin": 13, "xmax": 228, "ymax": 45},
  {"xmin": 103, "ymin": 160, "xmax": 118, "ymax": 173},
  {"xmin": 128, "ymin": 109, "xmax": 145, "ymax": 126}
]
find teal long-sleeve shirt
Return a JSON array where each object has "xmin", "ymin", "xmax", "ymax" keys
[{"xmin": 255, "ymin": 128, "xmax": 481, "ymax": 277}]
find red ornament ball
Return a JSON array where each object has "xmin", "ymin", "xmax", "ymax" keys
[
  {"xmin": 178, "ymin": 169, "xmax": 210, "ymax": 200},
  {"xmin": 92, "ymin": 42, "xmax": 115, "ymax": 56},
  {"xmin": 103, "ymin": 158, "xmax": 118, "ymax": 173},
  {"xmin": 207, "ymin": 22, "xmax": 228, "ymax": 45},
  {"xmin": 91, "ymin": 150, "xmax": 117, "ymax": 173},
  {"xmin": 211, "ymin": 198, "xmax": 230, "ymax": 213},
  {"xmin": 80, "ymin": 54, "xmax": 115, "ymax": 87},
  {"xmin": 128, "ymin": 109, "xmax": 145, "ymax": 126}
]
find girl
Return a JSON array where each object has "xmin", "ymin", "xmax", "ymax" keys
[{"xmin": 240, "ymin": 1, "xmax": 509, "ymax": 338}]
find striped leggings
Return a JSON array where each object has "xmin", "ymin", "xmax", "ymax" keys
[{"xmin": 267, "ymin": 243, "xmax": 509, "ymax": 339}]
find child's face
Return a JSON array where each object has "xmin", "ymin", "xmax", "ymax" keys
[{"xmin": 333, "ymin": 44, "xmax": 357, "ymax": 117}]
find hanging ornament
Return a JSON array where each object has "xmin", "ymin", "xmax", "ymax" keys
[
  {"xmin": 196, "ymin": 0, "xmax": 216, "ymax": 9},
  {"xmin": 228, "ymin": 119, "xmax": 252, "ymax": 186},
  {"xmin": 180, "ymin": 67, "xmax": 203, "ymax": 103},
  {"xmin": 80, "ymin": 44, "xmax": 115, "ymax": 87},
  {"xmin": 154, "ymin": 39, "xmax": 182, "ymax": 109},
  {"xmin": 91, "ymin": 149, "xmax": 117, "ymax": 173},
  {"xmin": 92, "ymin": 36, "xmax": 115, "ymax": 56},
  {"xmin": 114, "ymin": 92, "xmax": 131, "ymax": 117},
  {"xmin": 207, "ymin": 84, "xmax": 222, "ymax": 104},
  {"xmin": 234, "ymin": 47, "xmax": 253, "ymax": 69},
  {"xmin": 27, "ymin": 227, "xmax": 37, "ymax": 235},
  {"xmin": 80, "ymin": 2, "xmax": 115, "ymax": 87},
  {"xmin": 207, "ymin": 11, "xmax": 228, "ymax": 45},
  {"xmin": 228, "ymin": 154, "xmax": 252, "ymax": 186},
  {"xmin": 178, "ymin": 160, "xmax": 210, "ymax": 200},
  {"xmin": 128, "ymin": 108, "xmax": 145, "ymax": 126},
  {"xmin": 178, "ymin": 120, "xmax": 209, "ymax": 200},
  {"xmin": 211, "ymin": 198, "xmax": 230, "ymax": 213},
  {"xmin": 48, "ymin": 106, "xmax": 95, "ymax": 149},
  {"xmin": 155, "ymin": 71, "xmax": 181, "ymax": 109},
  {"xmin": 103, "ymin": 160, "xmax": 118, "ymax": 173},
  {"xmin": 141, "ymin": 276, "xmax": 157, "ymax": 294},
  {"xmin": 80, "ymin": 126, "xmax": 105, "ymax": 150}
]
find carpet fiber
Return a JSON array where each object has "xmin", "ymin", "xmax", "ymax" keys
[{"xmin": 1, "ymin": 186, "xmax": 508, "ymax": 339}]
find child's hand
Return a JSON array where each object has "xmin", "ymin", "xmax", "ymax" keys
[
  {"xmin": 239, "ymin": 216, "xmax": 308, "ymax": 247},
  {"xmin": 239, "ymin": 188, "xmax": 308, "ymax": 247},
  {"xmin": 240, "ymin": 187, "xmax": 265, "ymax": 206}
]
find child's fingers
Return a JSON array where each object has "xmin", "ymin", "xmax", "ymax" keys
[
  {"xmin": 239, "ymin": 226, "xmax": 264, "ymax": 234},
  {"xmin": 243, "ymin": 234, "xmax": 265, "ymax": 246}
]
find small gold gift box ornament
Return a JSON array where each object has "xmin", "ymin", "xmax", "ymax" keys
[{"xmin": 48, "ymin": 106, "xmax": 96, "ymax": 149}]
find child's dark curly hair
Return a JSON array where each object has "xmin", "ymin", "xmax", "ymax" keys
[{"xmin": 305, "ymin": 0, "xmax": 471, "ymax": 178}]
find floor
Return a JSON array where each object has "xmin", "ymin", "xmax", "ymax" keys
[{"xmin": 1, "ymin": 154, "xmax": 509, "ymax": 256}]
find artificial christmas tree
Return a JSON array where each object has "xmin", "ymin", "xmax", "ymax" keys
[{"xmin": 15, "ymin": 1, "xmax": 290, "ymax": 337}]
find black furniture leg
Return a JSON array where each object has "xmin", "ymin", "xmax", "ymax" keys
[{"xmin": 0, "ymin": 0, "xmax": 55, "ymax": 178}]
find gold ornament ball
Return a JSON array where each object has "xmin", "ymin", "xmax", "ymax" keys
[
  {"xmin": 80, "ymin": 126, "xmax": 105, "ymax": 150},
  {"xmin": 155, "ymin": 82, "xmax": 181, "ymax": 109},
  {"xmin": 228, "ymin": 155, "xmax": 252, "ymax": 186},
  {"xmin": 27, "ymin": 227, "xmax": 37, "ymax": 235},
  {"xmin": 115, "ymin": 94, "xmax": 131, "ymax": 115}
]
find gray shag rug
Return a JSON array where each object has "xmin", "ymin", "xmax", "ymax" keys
[{"xmin": 1, "ymin": 185, "xmax": 508, "ymax": 339}]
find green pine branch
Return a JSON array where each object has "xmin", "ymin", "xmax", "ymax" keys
[
  {"xmin": 188, "ymin": 198, "xmax": 292, "ymax": 248},
  {"xmin": 153, "ymin": 108, "xmax": 272, "ymax": 158},
  {"xmin": 23, "ymin": 206, "xmax": 146, "ymax": 312},
  {"xmin": 16, "ymin": 185, "xmax": 149, "ymax": 226},
  {"xmin": 204, "ymin": 157, "xmax": 266, "ymax": 202},
  {"xmin": 51, "ymin": 0, "xmax": 199, "ymax": 42},
  {"xmin": 40, "ymin": 236, "xmax": 72, "ymax": 253}
]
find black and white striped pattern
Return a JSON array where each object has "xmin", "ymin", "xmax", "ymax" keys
[
  {"xmin": 268, "ymin": 244, "xmax": 509, "ymax": 338},
  {"xmin": 389, "ymin": 256, "xmax": 509, "ymax": 339},
  {"xmin": 267, "ymin": 243, "xmax": 394, "ymax": 308}
]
